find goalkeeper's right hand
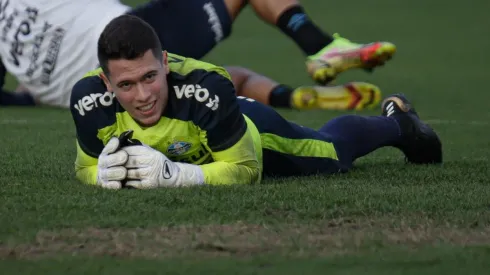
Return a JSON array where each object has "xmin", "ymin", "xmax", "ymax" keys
[{"xmin": 96, "ymin": 137, "xmax": 128, "ymax": 189}]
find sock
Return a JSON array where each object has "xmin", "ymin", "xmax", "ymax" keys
[
  {"xmin": 269, "ymin": 84, "xmax": 294, "ymax": 108},
  {"xmin": 276, "ymin": 5, "xmax": 334, "ymax": 56},
  {"xmin": 319, "ymin": 115, "xmax": 401, "ymax": 164},
  {"xmin": 0, "ymin": 90, "xmax": 36, "ymax": 106}
]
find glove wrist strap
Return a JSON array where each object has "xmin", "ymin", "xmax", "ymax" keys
[{"xmin": 174, "ymin": 163, "xmax": 205, "ymax": 186}]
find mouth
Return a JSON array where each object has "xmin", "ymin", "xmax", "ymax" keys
[{"xmin": 137, "ymin": 101, "xmax": 156, "ymax": 115}]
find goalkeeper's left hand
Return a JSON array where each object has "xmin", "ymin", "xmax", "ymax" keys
[{"xmin": 121, "ymin": 144, "xmax": 205, "ymax": 189}]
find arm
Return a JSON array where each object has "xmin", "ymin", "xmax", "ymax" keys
[
  {"xmin": 192, "ymin": 71, "xmax": 262, "ymax": 185},
  {"xmin": 70, "ymin": 78, "xmax": 102, "ymax": 185},
  {"xmin": 74, "ymin": 141, "xmax": 99, "ymax": 185},
  {"xmin": 70, "ymin": 76, "xmax": 120, "ymax": 186},
  {"xmin": 199, "ymin": 121, "xmax": 261, "ymax": 185}
]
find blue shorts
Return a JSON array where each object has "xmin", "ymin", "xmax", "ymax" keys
[
  {"xmin": 237, "ymin": 97, "xmax": 347, "ymax": 177},
  {"xmin": 128, "ymin": 0, "xmax": 232, "ymax": 59}
]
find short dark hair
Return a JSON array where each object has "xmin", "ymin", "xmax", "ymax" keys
[{"xmin": 97, "ymin": 14, "xmax": 163, "ymax": 75}]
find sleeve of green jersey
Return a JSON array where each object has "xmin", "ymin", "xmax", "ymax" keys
[
  {"xmin": 70, "ymin": 76, "xmax": 111, "ymax": 185},
  {"xmin": 200, "ymin": 123, "xmax": 261, "ymax": 185},
  {"xmin": 192, "ymin": 71, "xmax": 261, "ymax": 185},
  {"xmin": 74, "ymin": 141, "xmax": 99, "ymax": 185}
]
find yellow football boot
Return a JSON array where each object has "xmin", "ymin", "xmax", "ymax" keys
[
  {"xmin": 306, "ymin": 34, "xmax": 396, "ymax": 84},
  {"xmin": 291, "ymin": 82, "xmax": 382, "ymax": 110}
]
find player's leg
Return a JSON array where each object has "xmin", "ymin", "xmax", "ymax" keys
[
  {"xmin": 223, "ymin": 0, "xmax": 396, "ymax": 84},
  {"xmin": 237, "ymin": 96, "xmax": 349, "ymax": 176},
  {"xmin": 0, "ymin": 90, "xmax": 36, "ymax": 106},
  {"xmin": 226, "ymin": 66, "xmax": 381, "ymax": 110},
  {"xmin": 318, "ymin": 94, "xmax": 443, "ymax": 165},
  {"xmin": 237, "ymin": 93, "xmax": 441, "ymax": 177},
  {"xmin": 127, "ymin": 0, "xmax": 232, "ymax": 59}
]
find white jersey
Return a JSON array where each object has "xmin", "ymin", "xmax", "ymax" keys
[{"xmin": 0, "ymin": 0, "xmax": 131, "ymax": 107}]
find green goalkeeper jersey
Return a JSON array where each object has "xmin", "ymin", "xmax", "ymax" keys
[{"xmin": 70, "ymin": 53, "xmax": 263, "ymax": 186}]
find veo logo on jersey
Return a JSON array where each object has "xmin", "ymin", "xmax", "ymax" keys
[
  {"xmin": 173, "ymin": 84, "xmax": 219, "ymax": 111},
  {"xmin": 73, "ymin": 91, "xmax": 115, "ymax": 116}
]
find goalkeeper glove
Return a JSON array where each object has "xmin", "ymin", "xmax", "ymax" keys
[
  {"xmin": 121, "ymin": 144, "xmax": 205, "ymax": 189},
  {"xmin": 96, "ymin": 137, "xmax": 128, "ymax": 189}
]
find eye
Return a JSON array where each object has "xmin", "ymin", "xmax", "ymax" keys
[
  {"xmin": 118, "ymin": 82, "xmax": 132, "ymax": 91},
  {"xmin": 145, "ymin": 73, "xmax": 157, "ymax": 81}
]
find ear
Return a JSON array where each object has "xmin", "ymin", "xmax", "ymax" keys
[
  {"xmin": 162, "ymin": 50, "xmax": 170, "ymax": 75},
  {"xmin": 99, "ymin": 72, "xmax": 112, "ymax": 92}
]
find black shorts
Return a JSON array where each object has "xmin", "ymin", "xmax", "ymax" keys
[
  {"xmin": 237, "ymin": 97, "xmax": 346, "ymax": 177},
  {"xmin": 127, "ymin": 0, "xmax": 232, "ymax": 59}
]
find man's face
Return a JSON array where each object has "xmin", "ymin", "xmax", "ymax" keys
[{"xmin": 101, "ymin": 50, "xmax": 170, "ymax": 127}]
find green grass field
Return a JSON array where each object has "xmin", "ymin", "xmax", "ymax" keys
[{"xmin": 1, "ymin": 0, "xmax": 489, "ymax": 274}]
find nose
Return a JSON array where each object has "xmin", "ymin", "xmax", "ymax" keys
[{"xmin": 135, "ymin": 83, "xmax": 151, "ymax": 102}]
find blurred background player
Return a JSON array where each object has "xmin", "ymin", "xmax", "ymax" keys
[
  {"xmin": 0, "ymin": 0, "xmax": 394, "ymax": 109},
  {"xmin": 227, "ymin": 66, "xmax": 381, "ymax": 110}
]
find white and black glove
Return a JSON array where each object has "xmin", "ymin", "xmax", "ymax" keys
[
  {"xmin": 96, "ymin": 137, "xmax": 128, "ymax": 189},
  {"xmin": 121, "ymin": 145, "xmax": 204, "ymax": 189}
]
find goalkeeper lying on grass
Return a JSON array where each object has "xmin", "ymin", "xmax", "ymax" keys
[{"xmin": 70, "ymin": 15, "xmax": 442, "ymax": 189}]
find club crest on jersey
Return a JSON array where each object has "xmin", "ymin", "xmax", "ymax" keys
[{"xmin": 167, "ymin": 141, "xmax": 192, "ymax": 156}]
